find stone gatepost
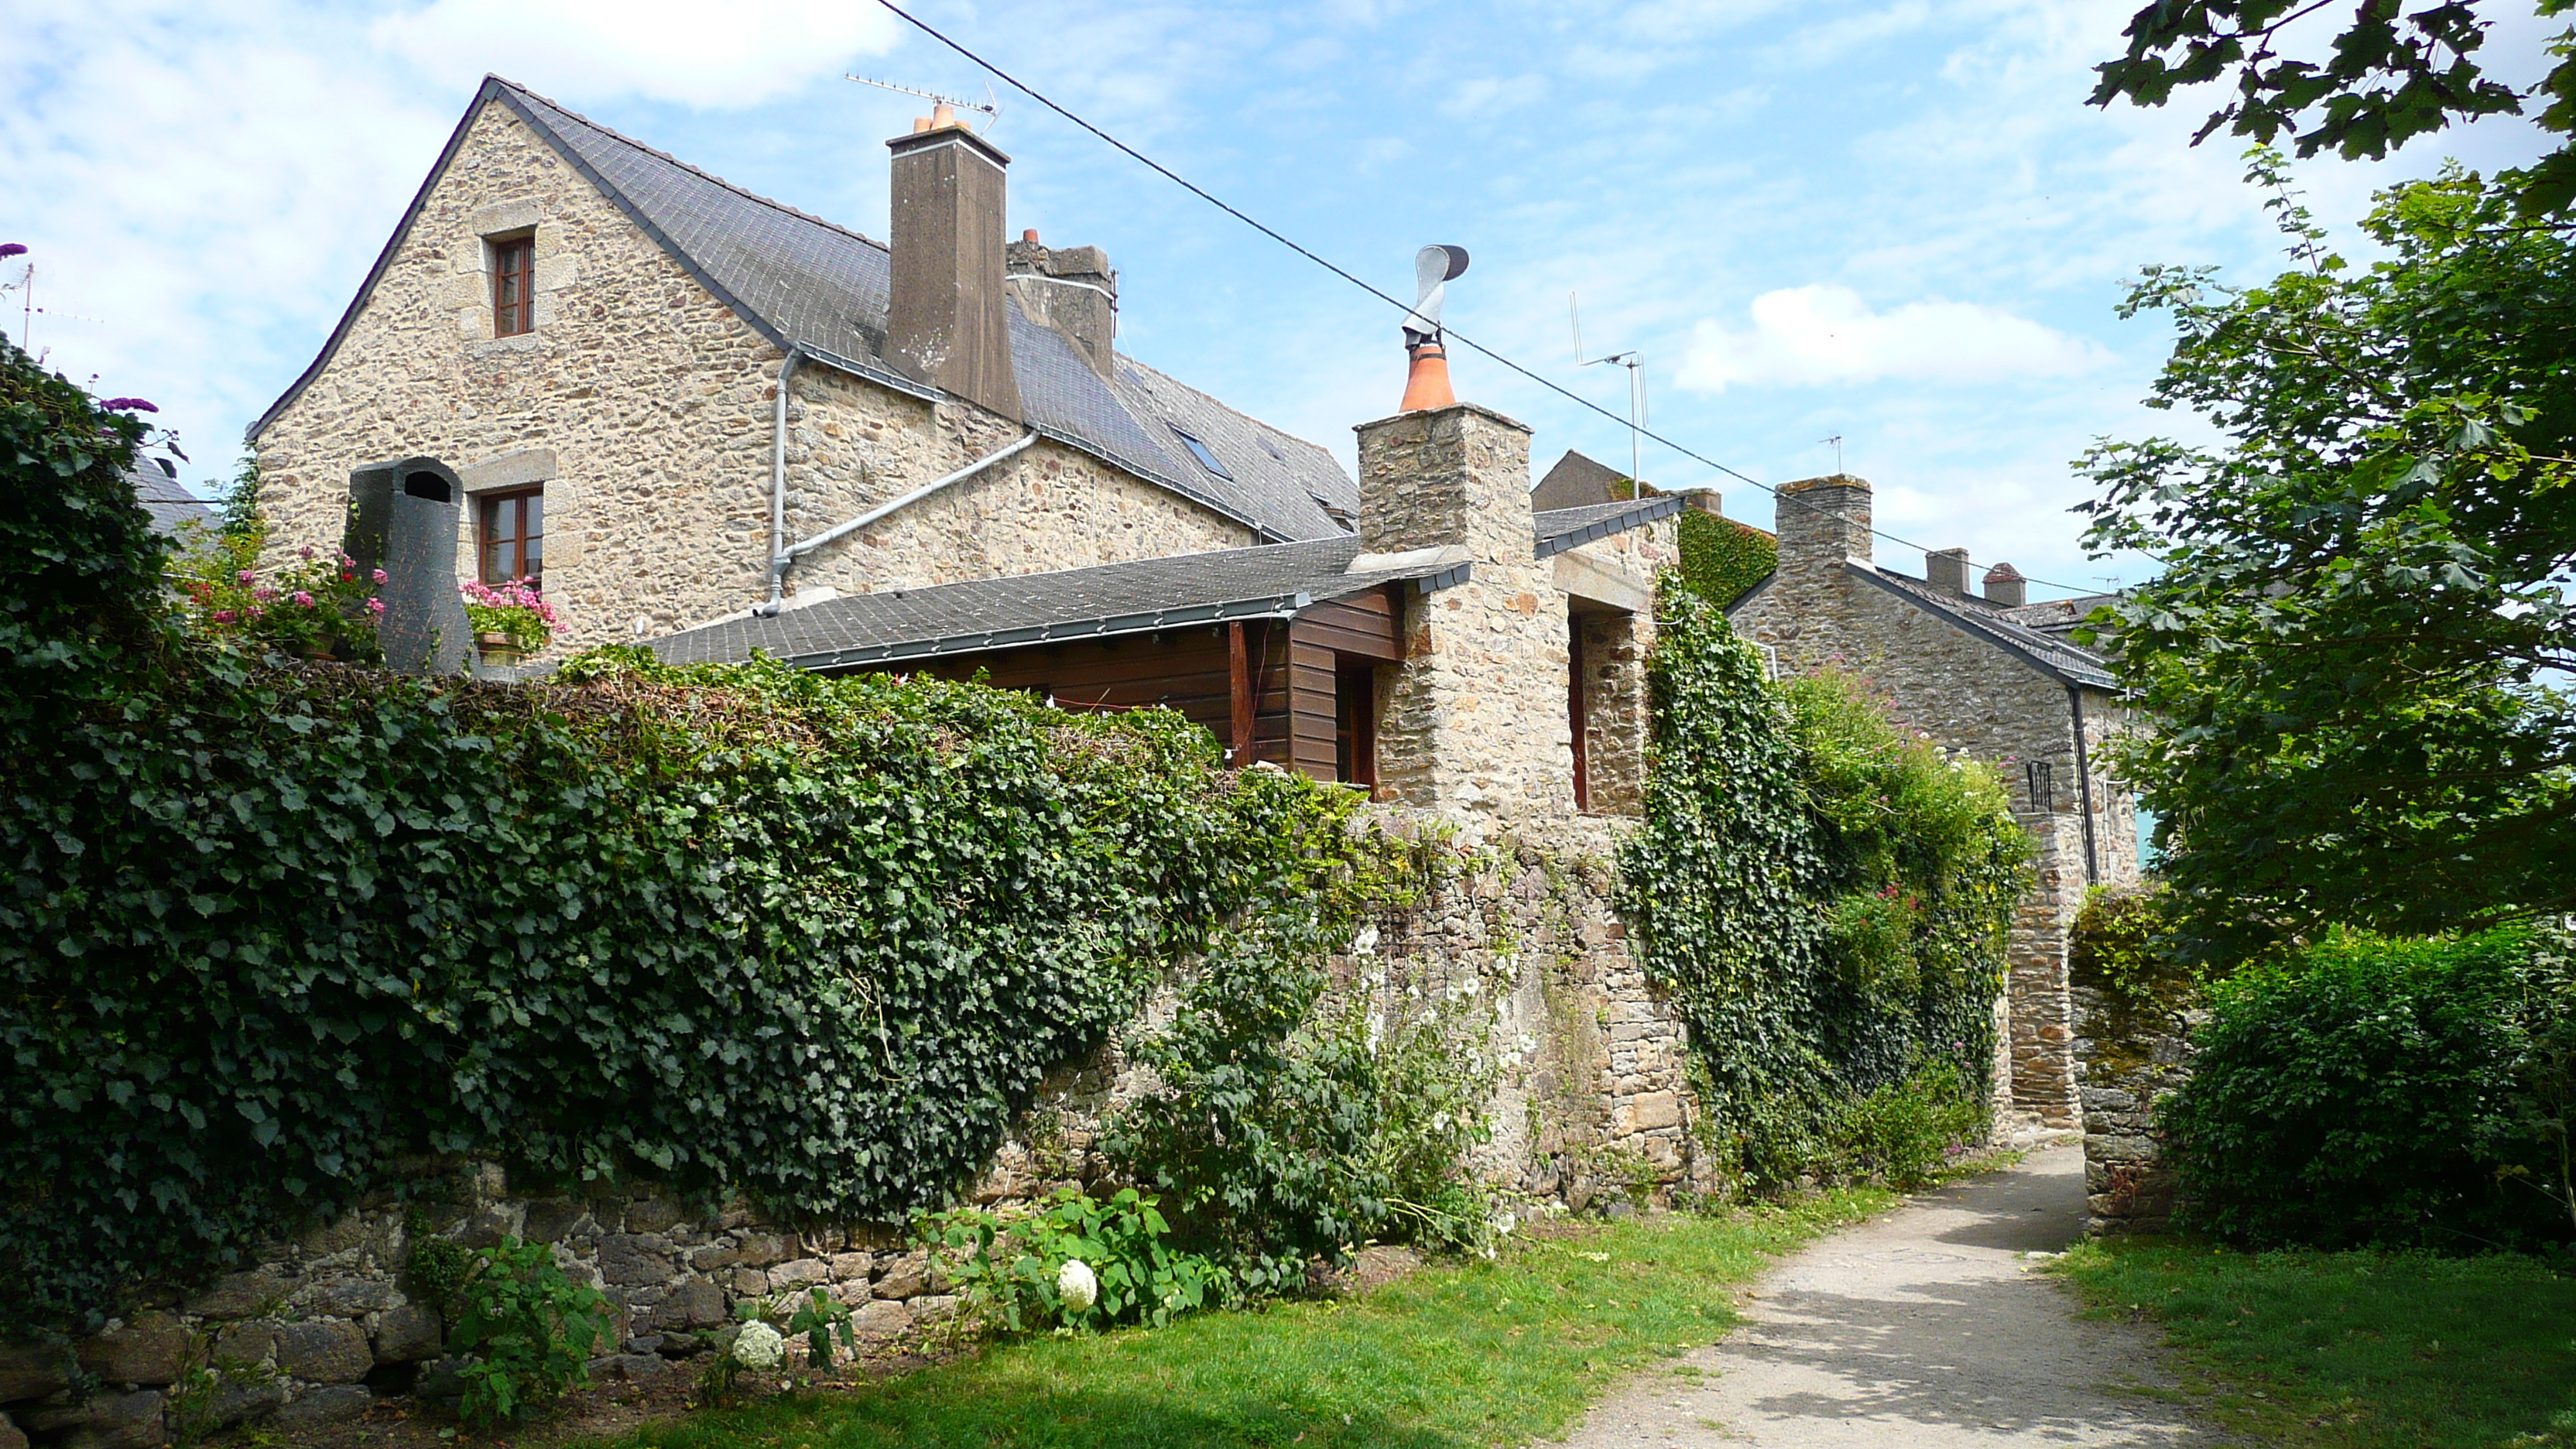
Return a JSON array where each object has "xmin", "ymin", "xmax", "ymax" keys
[{"xmin": 1354, "ymin": 402, "xmax": 1576, "ymax": 820}]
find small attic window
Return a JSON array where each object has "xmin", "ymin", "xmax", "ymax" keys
[{"xmin": 1170, "ymin": 427, "xmax": 1233, "ymax": 481}]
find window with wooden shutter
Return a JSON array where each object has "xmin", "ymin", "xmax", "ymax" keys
[
  {"xmin": 479, "ymin": 488, "xmax": 543, "ymax": 584},
  {"xmin": 492, "ymin": 235, "xmax": 535, "ymax": 337}
]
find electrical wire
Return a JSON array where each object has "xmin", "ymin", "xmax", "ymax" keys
[{"xmin": 868, "ymin": 0, "xmax": 2118, "ymax": 601}]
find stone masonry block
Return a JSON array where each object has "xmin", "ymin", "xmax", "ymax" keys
[
  {"xmin": 78, "ymin": 1315, "xmax": 191, "ymax": 1386},
  {"xmin": 276, "ymin": 1321, "xmax": 373, "ymax": 1385}
]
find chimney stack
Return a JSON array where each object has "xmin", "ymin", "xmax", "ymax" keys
[
  {"xmin": 1006, "ymin": 230, "xmax": 1118, "ymax": 379},
  {"xmin": 1773, "ymin": 474, "xmax": 1872, "ymax": 579},
  {"xmin": 1926, "ymin": 546, "xmax": 1971, "ymax": 595},
  {"xmin": 886, "ymin": 112, "xmax": 1021, "ymax": 418},
  {"xmin": 1982, "ymin": 561, "xmax": 2028, "ymax": 608}
]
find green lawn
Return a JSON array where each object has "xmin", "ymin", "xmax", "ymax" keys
[
  {"xmin": 2050, "ymin": 1238, "xmax": 2576, "ymax": 1448},
  {"xmin": 613, "ymin": 1190, "xmax": 1889, "ymax": 1449}
]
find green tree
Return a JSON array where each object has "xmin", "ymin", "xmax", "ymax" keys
[
  {"xmin": 2090, "ymin": 0, "xmax": 2576, "ymax": 211},
  {"xmin": 2076, "ymin": 156, "xmax": 2575, "ymax": 957}
]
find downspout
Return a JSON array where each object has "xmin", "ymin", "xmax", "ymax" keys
[
  {"xmin": 2068, "ymin": 684, "xmax": 2099, "ymax": 886},
  {"xmin": 781, "ymin": 431, "xmax": 1039, "ymax": 567},
  {"xmin": 764, "ymin": 345, "xmax": 805, "ymax": 612}
]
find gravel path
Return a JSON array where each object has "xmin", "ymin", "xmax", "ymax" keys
[{"xmin": 1560, "ymin": 1144, "xmax": 2219, "ymax": 1447}]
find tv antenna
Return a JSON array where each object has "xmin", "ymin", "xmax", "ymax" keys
[
  {"xmin": 1570, "ymin": 293, "xmax": 1646, "ymax": 491},
  {"xmin": 1820, "ymin": 433, "xmax": 1844, "ymax": 474},
  {"xmin": 844, "ymin": 74, "xmax": 999, "ymax": 131}
]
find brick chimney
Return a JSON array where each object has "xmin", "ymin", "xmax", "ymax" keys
[
  {"xmin": 1926, "ymin": 546, "xmax": 1971, "ymax": 595},
  {"xmin": 1006, "ymin": 230, "xmax": 1117, "ymax": 379},
  {"xmin": 1773, "ymin": 474, "xmax": 1872, "ymax": 580},
  {"xmin": 1983, "ymin": 561, "xmax": 2028, "ymax": 607},
  {"xmin": 886, "ymin": 109, "xmax": 1021, "ymax": 418}
]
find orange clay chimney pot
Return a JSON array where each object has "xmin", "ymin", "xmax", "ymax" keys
[{"xmin": 1399, "ymin": 342, "xmax": 1456, "ymax": 412}]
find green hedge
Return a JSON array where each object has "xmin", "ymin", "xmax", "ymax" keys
[
  {"xmin": 0, "ymin": 337, "xmax": 1388, "ymax": 1334},
  {"xmin": 2163, "ymin": 925, "xmax": 2576, "ymax": 1250},
  {"xmin": 1619, "ymin": 586, "xmax": 2027, "ymax": 1191}
]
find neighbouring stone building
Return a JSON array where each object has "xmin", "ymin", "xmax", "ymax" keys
[{"xmin": 1728, "ymin": 474, "xmax": 2144, "ymax": 1129}]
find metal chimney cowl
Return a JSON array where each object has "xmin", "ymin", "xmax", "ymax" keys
[
  {"xmin": 355, "ymin": 458, "xmax": 475, "ymax": 675},
  {"xmin": 886, "ymin": 116, "xmax": 1023, "ymax": 419}
]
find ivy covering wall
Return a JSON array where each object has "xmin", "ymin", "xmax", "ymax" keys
[
  {"xmin": 1619, "ymin": 586, "xmax": 2028, "ymax": 1191},
  {"xmin": 1673, "ymin": 508, "xmax": 1778, "ymax": 609},
  {"xmin": 0, "ymin": 338, "xmax": 1403, "ymax": 1334}
]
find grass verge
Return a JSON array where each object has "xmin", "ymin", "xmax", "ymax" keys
[
  {"xmin": 2050, "ymin": 1238, "xmax": 2576, "ymax": 1447},
  {"xmin": 610, "ymin": 1189, "xmax": 1890, "ymax": 1449}
]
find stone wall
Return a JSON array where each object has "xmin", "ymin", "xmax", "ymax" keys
[
  {"xmin": 1727, "ymin": 474, "xmax": 2143, "ymax": 1128},
  {"xmin": 250, "ymin": 104, "xmax": 1259, "ymax": 663},
  {"xmin": 0, "ymin": 804, "xmax": 1701, "ymax": 1449}
]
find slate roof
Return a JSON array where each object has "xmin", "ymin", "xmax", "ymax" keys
[
  {"xmin": 248, "ymin": 77, "xmax": 1357, "ymax": 544},
  {"xmin": 123, "ymin": 459, "xmax": 213, "ymax": 539},
  {"xmin": 1534, "ymin": 495, "xmax": 1683, "ymax": 558},
  {"xmin": 652, "ymin": 534, "xmax": 1465, "ymax": 670},
  {"xmin": 653, "ymin": 494, "xmax": 1681, "ymax": 670},
  {"xmin": 2003, "ymin": 592, "xmax": 2124, "ymax": 640},
  {"xmin": 1845, "ymin": 564, "xmax": 2116, "ymax": 689}
]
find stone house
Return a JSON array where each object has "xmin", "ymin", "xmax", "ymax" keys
[
  {"xmin": 248, "ymin": 77, "xmax": 1360, "ymax": 658},
  {"xmin": 1727, "ymin": 473, "xmax": 2144, "ymax": 1128}
]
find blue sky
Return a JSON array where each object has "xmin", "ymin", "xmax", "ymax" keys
[{"xmin": 5, "ymin": 0, "xmax": 2558, "ymax": 595}]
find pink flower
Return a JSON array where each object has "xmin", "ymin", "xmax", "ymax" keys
[
  {"xmin": 300, "ymin": 546, "xmax": 316, "ymax": 560},
  {"xmin": 372, "ymin": 569, "xmax": 388, "ymax": 585},
  {"xmin": 367, "ymin": 598, "xmax": 385, "ymax": 615},
  {"xmin": 235, "ymin": 570, "xmax": 254, "ymax": 585},
  {"xmin": 245, "ymin": 605, "xmax": 263, "ymax": 619},
  {"xmin": 292, "ymin": 591, "xmax": 314, "ymax": 607},
  {"xmin": 212, "ymin": 610, "xmax": 237, "ymax": 624},
  {"xmin": 253, "ymin": 587, "xmax": 276, "ymax": 602}
]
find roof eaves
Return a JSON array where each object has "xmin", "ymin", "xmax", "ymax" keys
[
  {"xmin": 245, "ymin": 78, "xmax": 510, "ymax": 443},
  {"xmin": 1722, "ymin": 570, "xmax": 1779, "ymax": 616},
  {"xmin": 1533, "ymin": 494, "xmax": 1684, "ymax": 559},
  {"xmin": 783, "ymin": 591, "xmax": 1315, "ymax": 671},
  {"xmin": 801, "ymin": 344, "xmax": 943, "ymax": 405},
  {"xmin": 1844, "ymin": 562, "xmax": 2115, "ymax": 689}
]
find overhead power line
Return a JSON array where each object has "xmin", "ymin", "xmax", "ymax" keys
[{"xmin": 865, "ymin": 0, "xmax": 2113, "ymax": 601}]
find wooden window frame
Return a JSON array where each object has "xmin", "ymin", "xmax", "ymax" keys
[
  {"xmin": 478, "ymin": 486, "xmax": 544, "ymax": 585},
  {"xmin": 1334, "ymin": 663, "xmax": 1377, "ymax": 793},
  {"xmin": 490, "ymin": 232, "xmax": 536, "ymax": 337}
]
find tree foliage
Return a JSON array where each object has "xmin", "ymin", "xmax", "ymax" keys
[
  {"xmin": 2077, "ymin": 160, "xmax": 2576, "ymax": 956},
  {"xmin": 1619, "ymin": 587, "xmax": 2027, "ymax": 1193},
  {"xmin": 2091, "ymin": 0, "xmax": 2576, "ymax": 212}
]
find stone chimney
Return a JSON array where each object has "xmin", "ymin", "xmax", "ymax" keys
[
  {"xmin": 1355, "ymin": 402, "xmax": 1574, "ymax": 819},
  {"xmin": 1983, "ymin": 561, "xmax": 2028, "ymax": 608},
  {"xmin": 1926, "ymin": 546, "xmax": 1971, "ymax": 595},
  {"xmin": 1773, "ymin": 474, "xmax": 1872, "ymax": 578},
  {"xmin": 1006, "ymin": 230, "xmax": 1117, "ymax": 379},
  {"xmin": 886, "ymin": 109, "xmax": 1022, "ymax": 418}
]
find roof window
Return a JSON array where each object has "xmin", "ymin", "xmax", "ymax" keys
[{"xmin": 1170, "ymin": 427, "xmax": 1233, "ymax": 481}]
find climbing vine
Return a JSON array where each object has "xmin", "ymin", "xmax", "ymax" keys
[
  {"xmin": 1673, "ymin": 508, "xmax": 1777, "ymax": 608},
  {"xmin": 0, "ymin": 335, "xmax": 1408, "ymax": 1333},
  {"xmin": 1619, "ymin": 585, "xmax": 2026, "ymax": 1193}
]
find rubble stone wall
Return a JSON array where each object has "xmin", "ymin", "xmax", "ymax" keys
[
  {"xmin": 2072, "ymin": 970, "xmax": 2201, "ymax": 1235},
  {"xmin": 0, "ymin": 807, "xmax": 1700, "ymax": 1449}
]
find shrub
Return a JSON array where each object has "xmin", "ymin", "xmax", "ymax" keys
[
  {"xmin": 450, "ymin": 1238, "xmax": 611, "ymax": 1426},
  {"xmin": 2163, "ymin": 924, "xmax": 2576, "ymax": 1249},
  {"xmin": 1622, "ymin": 590, "xmax": 2025, "ymax": 1194},
  {"xmin": 923, "ymin": 1187, "xmax": 1228, "ymax": 1333}
]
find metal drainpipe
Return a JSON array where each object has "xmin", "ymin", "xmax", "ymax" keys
[
  {"xmin": 765, "ymin": 345, "xmax": 805, "ymax": 611},
  {"xmin": 2068, "ymin": 683, "xmax": 2099, "ymax": 886}
]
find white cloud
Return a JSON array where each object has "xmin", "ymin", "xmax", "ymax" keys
[
  {"xmin": 1676, "ymin": 283, "xmax": 2109, "ymax": 391},
  {"xmin": 372, "ymin": 0, "xmax": 900, "ymax": 108},
  {"xmin": 1440, "ymin": 74, "xmax": 1550, "ymax": 119}
]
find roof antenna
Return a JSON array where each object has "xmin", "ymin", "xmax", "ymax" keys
[
  {"xmin": 1571, "ymin": 292, "xmax": 1646, "ymax": 493},
  {"xmin": 1821, "ymin": 433, "xmax": 1844, "ymax": 474},
  {"xmin": 844, "ymin": 74, "xmax": 1000, "ymax": 132}
]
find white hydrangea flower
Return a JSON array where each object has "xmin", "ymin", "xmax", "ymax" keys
[
  {"xmin": 731, "ymin": 1320, "xmax": 785, "ymax": 1370},
  {"xmin": 1057, "ymin": 1258, "xmax": 1099, "ymax": 1313},
  {"xmin": 1351, "ymin": 925, "xmax": 1380, "ymax": 957}
]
